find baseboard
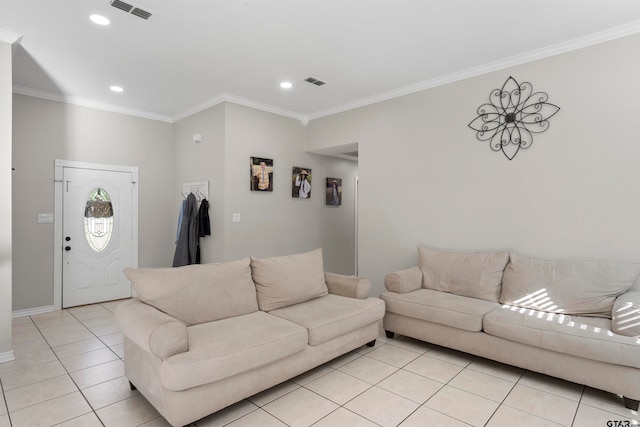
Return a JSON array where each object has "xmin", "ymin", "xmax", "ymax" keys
[
  {"xmin": 12, "ymin": 305, "xmax": 55, "ymax": 318},
  {"xmin": 0, "ymin": 350, "xmax": 15, "ymax": 363}
]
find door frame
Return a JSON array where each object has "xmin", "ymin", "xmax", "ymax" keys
[
  {"xmin": 354, "ymin": 176, "xmax": 358, "ymax": 276},
  {"xmin": 54, "ymin": 159, "xmax": 139, "ymax": 311}
]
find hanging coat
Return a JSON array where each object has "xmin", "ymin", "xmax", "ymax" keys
[
  {"xmin": 175, "ymin": 199, "xmax": 186, "ymax": 243},
  {"xmin": 172, "ymin": 193, "xmax": 199, "ymax": 267},
  {"xmin": 198, "ymin": 199, "xmax": 211, "ymax": 237},
  {"xmin": 191, "ymin": 198, "xmax": 210, "ymax": 264}
]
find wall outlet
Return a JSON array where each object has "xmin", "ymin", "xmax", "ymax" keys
[{"xmin": 232, "ymin": 213, "xmax": 241, "ymax": 223}]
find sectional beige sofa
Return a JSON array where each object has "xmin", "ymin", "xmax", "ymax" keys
[
  {"xmin": 381, "ymin": 246, "xmax": 640, "ymax": 411},
  {"xmin": 115, "ymin": 249, "xmax": 385, "ymax": 427}
]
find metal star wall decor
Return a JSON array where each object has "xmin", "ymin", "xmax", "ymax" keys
[{"xmin": 468, "ymin": 76, "xmax": 560, "ymax": 160}]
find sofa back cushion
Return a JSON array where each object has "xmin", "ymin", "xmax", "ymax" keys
[
  {"xmin": 418, "ymin": 246, "xmax": 509, "ymax": 302},
  {"xmin": 251, "ymin": 248, "xmax": 328, "ymax": 311},
  {"xmin": 500, "ymin": 253, "xmax": 640, "ymax": 318},
  {"xmin": 124, "ymin": 258, "xmax": 258, "ymax": 326}
]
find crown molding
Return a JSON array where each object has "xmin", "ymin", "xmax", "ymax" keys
[
  {"xmin": 222, "ymin": 93, "xmax": 307, "ymax": 123},
  {"xmin": 172, "ymin": 92, "xmax": 307, "ymax": 124},
  {"xmin": 13, "ymin": 85, "xmax": 173, "ymax": 123},
  {"xmin": 11, "ymin": 20, "xmax": 640, "ymax": 125},
  {"xmin": 306, "ymin": 20, "xmax": 640, "ymax": 121},
  {"xmin": 0, "ymin": 28, "xmax": 22, "ymax": 45},
  {"xmin": 170, "ymin": 94, "xmax": 227, "ymax": 122}
]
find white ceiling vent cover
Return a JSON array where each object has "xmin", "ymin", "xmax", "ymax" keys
[{"xmin": 110, "ymin": 0, "xmax": 152, "ymax": 20}]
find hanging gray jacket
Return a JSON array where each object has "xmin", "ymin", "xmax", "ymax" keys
[{"xmin": 172, "ymin": 193, "xmax": 199, "ymax": 267}]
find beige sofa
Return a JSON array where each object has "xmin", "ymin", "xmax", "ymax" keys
[
  {"xmin": 381, "ymin": 246, "xmax": 640, "ymax": 411},
  {"xmin": 115, "ymin": 249, "xmax": 385, "ymax": 427}
]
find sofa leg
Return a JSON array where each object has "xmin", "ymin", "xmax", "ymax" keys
[
  {"xmin": 623, "ymin": 397, "xmax": 639, "ymax": 411},
  {"xmin": 385, "ymin": 330, "xmax": 395, "ymax": 339},
  {"xmin": 129, "ymin": 381, "xmax": 137, "ymax": 391},
  {"xmin": 366, "ymin": 339, "xmax": 376, "ymax": 347}
]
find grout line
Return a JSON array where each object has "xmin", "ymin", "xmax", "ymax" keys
[
  {"xmin": 570, "ymin": 387, "xmax": 586, "ymax": 427},
  {"xmin": 7, "ymin": 309, "xmax": 632, "ymax": 427},
  {"xmin": 24, "ymin": 308, "xmax": 122, "ymax": 426},
  {"xmin": 0, "ymin": 377, "xmax": 15, "ymax": 427}
]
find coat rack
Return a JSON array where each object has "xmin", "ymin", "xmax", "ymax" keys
[{"xmin": 183, "ymin": 181, "xmax": 209, "ymax": 200}]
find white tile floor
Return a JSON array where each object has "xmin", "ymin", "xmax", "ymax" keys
[{"xmin": 1, "ymin": 300, "xmax": 639, "ymax": 427}]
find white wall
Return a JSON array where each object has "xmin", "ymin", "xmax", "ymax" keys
[
  {"xmin": 0, "ymin": 41, "xmax": 14, "ymax": 359},
  {"xmin": 173, "ymin": 102, "xmax": 358, "ymax": 273},
  {"xmin": 11, "ymin": 96, "xmax": 358, "ymax": 312},
  {"xmin": 306, "ymin": 33, "xmax": 640, "ymax": 296},
  {"xmin": 12, "ymin": 95, "xmax": 175, "ymax": 311},
  {"xmin": 225, "ymin": 103, "xmax": 357, "ymax": 272},
  {"xmin": 172, "ymin": 103, "xmax": 226, "ymax": 263}
]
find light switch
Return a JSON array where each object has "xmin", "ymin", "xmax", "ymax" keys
[
  {"xmin": 38, "ymin": 213, "xmax": 54, "ymax": 223},
  {"xmin": 232, "ymin": 213, "xmax": 241, "ymax": 223}
]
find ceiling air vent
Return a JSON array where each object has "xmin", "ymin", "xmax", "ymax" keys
[
  {"xmin": 131, "ymin": 7, "xmax": 152, "ymax": 20},
  {"xmin": 110, "ymin": 0, "xmax": 133, "ymax": 13},
  {"xmin": 304, "ymin": 77, "xmax": 326, "ymax": 86},
  {"xmin": 110, "ymin": 0, "xmax": 152, "ymax": 20}
]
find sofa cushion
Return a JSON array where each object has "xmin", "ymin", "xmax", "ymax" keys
[
  {"xmin": 484, "ymin": 305, "xmax": 640, "ymax": 369},
  {"xmin": 500, "ymin": 253, "xmax": 640, "ymax": 318},
  {"xmin": 161, "ymin": 311, "xmax": 307, "ymax": 391},
  {"xmin": 251, "ymin": 248, "xmax": 328, "ymax": 311},
  {"xmin": 612, "ymin": 291, "xmax": 640, "ymax": 337},
  {"xmin": 269, "ymin": 294, "xmax": 385, "ymax": 345},
  {"xmin": 124, "ymin": 258, "xmax": 258, "ymax": 326},
  {"xmin": 418, "ymin": 246, "xmax": 509, "ymax": 302},
  {"xmin": 381, "ymin": 289, "xmax": 500, "ymax": 332}
]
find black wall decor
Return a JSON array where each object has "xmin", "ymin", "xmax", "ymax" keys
[{"xmin": 469, "ymin": 76, "xmax": 560, "ymax": 160}]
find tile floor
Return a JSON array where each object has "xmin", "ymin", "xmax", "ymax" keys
[{"xmin": 1, "ymin": 300, "xmax": 638, "ymax": 427}]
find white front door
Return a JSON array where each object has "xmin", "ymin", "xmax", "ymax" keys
[{"xmin": 62, "ymin": 167, "xmax": 135, "ymax": 308}]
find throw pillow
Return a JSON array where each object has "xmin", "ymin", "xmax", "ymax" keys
[
  {"xmin": 251, "ymin": 248, "xmax": 328, "ymax": 311},
  {"xmin": 124, "ymin": 258, "xmax": 258, "ymax": 326},
  {"xmin": 500, "ymin": 253, "xmax": 640, "ymax": 318},
  {"xmin": 418, "ymin": 246, "xmax": 509, "ymax": 302}
]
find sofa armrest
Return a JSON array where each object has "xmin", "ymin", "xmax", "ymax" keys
[
  {"xmin": 384, "ymin": 266, "xmax": 423, "ymax": 294},
  {"xmin": 115, "ymin": 299, "xmax": 189, "ymax": 359},
  {"xmin": 325, "ymin": 272, "xmax": 371, "ymax": 299},
  {"xmin": 612, "ymin": 291, "xmax": 640, "ymax": 337}
]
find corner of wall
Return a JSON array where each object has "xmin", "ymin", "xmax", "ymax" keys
[{"xmin": 0, "ymin": 41, "xmax": 14, "ymax": 356}]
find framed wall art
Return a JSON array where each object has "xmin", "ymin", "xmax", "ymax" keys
[
  {"xmin": 326, "ymin": 178, "xmax": 342, "ymax": 206},
  {"xmin": 250, "ymin": 157, "xmax": 273, "ymax": 191},
  {"xmin": 291, "ymin": 167, "xmax": 311, "ymax": 198}
]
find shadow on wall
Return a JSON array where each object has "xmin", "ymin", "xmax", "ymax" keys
[
  {"xmin": 11, "ymin": 44, "xmax": 69, "ymax": 312},
  {"xmin": 12, "ymin": 45, "xmax": 67, "ymax": 97}
]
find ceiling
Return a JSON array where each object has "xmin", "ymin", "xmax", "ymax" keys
[{"xmin": 2, "ymin": 0, "xmax": 640, "ymax": 123}]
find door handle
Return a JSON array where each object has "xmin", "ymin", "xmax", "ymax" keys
[{"xmin": 65, "ymin": 246, "xmax": 71, "ymax": 251}]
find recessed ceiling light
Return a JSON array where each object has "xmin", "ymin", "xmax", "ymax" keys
[
  {"xmin": 280, "ymin": 81, "xmax": 293, "ymax": 89},
  {"xmin": 90, "ymin": 14, "xmax": 111, "ymax": 26},
  {"xmin": 110, "ymin": 85, "xmax": 124, "ymax": 93}
]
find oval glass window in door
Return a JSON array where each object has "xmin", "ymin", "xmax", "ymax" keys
[{"xmin": 84, "ymin": 188, "xmax": 114, "ymax": 252}]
